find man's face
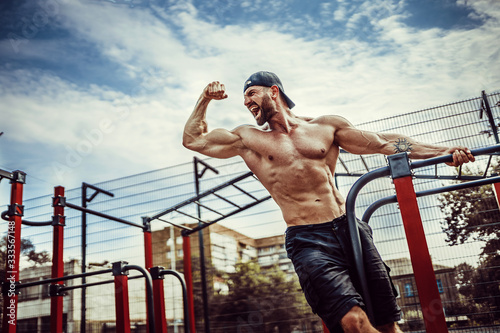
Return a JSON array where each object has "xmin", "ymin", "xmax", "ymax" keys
[{"xmin": 244, "ymin": 86, "xmax": 275, "ymax": 126}]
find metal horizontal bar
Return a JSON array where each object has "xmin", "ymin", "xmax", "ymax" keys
[
  {"xmin": 411, "ymin": 145, "xmax": 500, "ymax": 170},
  {"xmin": 0, "ymin": 169, "xmax": 13, "ymax": 180},
  {"xmin": 156, "ymin": 218, "xmax": 192, "ymax": 231},
  {"xmin": 18, "ymin": 269, "xmax": 113, "ymax": 288},
  {"xmin": 194, "ymin": 201, "xmax": 225, "ymax": 216},
  {"xmin": 174, "ymin": 209, "xmax": 208, "ymax": 224},
  {"xmin": 59, "ymin": 274, "xmax": 143, "ymax": 292},
  {"xmin": 212, "ymin": 192, "xmax": 241, "ymax": 208},
  {"xmin": 184, "ymin": 195, "xmax": 271, "ymax": 236},
  {"xmin": 149, "ymin": 171, "xmax": 254, "ymax": 221},
  {"xmin": 232, "ymin": 184, "xmax": 258, "ymax": 201},
  {"xmin": 65, "ymin": 202, "xmax": 143, "ymax": 229}
]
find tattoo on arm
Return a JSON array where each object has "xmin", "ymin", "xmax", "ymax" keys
[{"xmin": 393, "ymin": 138, "xmax": 413, "ymax": 153}]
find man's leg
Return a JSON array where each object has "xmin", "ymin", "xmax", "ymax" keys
[
  {"xmin": 375, "ymin": 322, "xmax": 403, "ymax": 333},
  {"xmin": 340, "ymin": 306, "xmax": 379, "ymax": 333}
]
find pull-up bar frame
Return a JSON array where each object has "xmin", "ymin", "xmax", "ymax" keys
[
  {"xmin": 145, "ymin": 162, "xmax": 271, "ymax": 333},
  {"xmin": 345, "ymin": 144, "xmax": 500, "ymax": 332}
]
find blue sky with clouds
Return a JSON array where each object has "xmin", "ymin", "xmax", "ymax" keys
[{"xmin": 0, "ymin": 0, "xmax": 499, "ymax": 204}]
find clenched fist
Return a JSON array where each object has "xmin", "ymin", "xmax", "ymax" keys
[{"xmin": 203, "ymin": 81, "xmax": 228, "ymax": 100}]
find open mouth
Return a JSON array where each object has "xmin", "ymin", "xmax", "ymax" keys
[{"xmin": 249, "ymin": 105, "xmax": 261, "ymax": 120}]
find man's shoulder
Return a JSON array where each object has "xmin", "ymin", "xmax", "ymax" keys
[
  {"xmin": 303, "ymin": 115, "xmax": 351, "ymax": 127},
  {"xmin": 231, "ymin": 124, "xmax": 270, "ymax": 138}
]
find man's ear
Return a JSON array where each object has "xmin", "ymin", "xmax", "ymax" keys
[{"xmin": 270, "ymin": 85, "xmax": 280, "ymax": 100}]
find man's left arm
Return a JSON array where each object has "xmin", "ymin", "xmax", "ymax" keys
[{"xmin": 332, "ymin": 116, "xmax": 475, "ymax": 167}]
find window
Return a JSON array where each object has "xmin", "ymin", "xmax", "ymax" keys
[
  {"xmin": 404, "ymin": 283, "xmax": 414, "ymax": 297},
  {"xmin": 17, "ymin": 318, "xmax": 37, "ymax": 332},
  {"xmin": 436, "ymin": 279, "xmax": 444, "ymax": 293},
  {"xmin": 394, "ymin": 284, "xmax": 401, "ymax": 298}
]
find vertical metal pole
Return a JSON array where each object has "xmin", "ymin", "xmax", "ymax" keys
[
  {"xmin": 151, "ymin": 267, "xmax": 168, "ymax": 333},
  {"xmin": 183, "ymin": 235, "xmax": 196, "ymax": 333},
  {"xmin": 81, "ymin": 184, "xmax": 87, "ymax": 333},
  {"xmin": 193, "ymin": 157, "xmax": 218, "ymax": 333},
  {"xmin": 113, "ymin": 262, "xmax": 131, "ymax": 333},
  {"xmin": 393, "ymin": 176, "xmax": 448, "ymax": 332},
  {"xmin": 2, "ymin": 171, "xmax": 25, "ymax": 333},
  {"xmin": 193, "ymin": 160, "xmax": 211, "ymax": 333},
  {"xmin": 144, "ymin": 218, "xmax": 155, "ymax": 333},
  {"xmin": 80, "ymin": 183, "xmax": 114, "ymax": 333},
  {"xmin": 51, "ymin": 186, "xmax": 65, "ymax": 333},
  {"xmin": 388, "ymin": 154, "xmax": 448, "ymax": 332}
]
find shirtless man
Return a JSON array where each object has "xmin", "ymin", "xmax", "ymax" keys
[{"xmin": 182, "ymin": 71, "xmax": 474, "ymax": 333}]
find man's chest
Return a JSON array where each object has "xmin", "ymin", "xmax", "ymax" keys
[{"xmin": 244, "ymin": 125, "xmax": 334, "ymax": 163}]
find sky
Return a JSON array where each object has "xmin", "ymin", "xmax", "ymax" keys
[{"xmin": 0, "ymin": 0, "xmax": 499, "ymax": 204}]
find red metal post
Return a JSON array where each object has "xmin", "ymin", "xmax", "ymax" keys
[
  {"xmin": 393, "ymin": 176, "xmax": 448, "ymax": 333},
  {"xmin": 151, "ymin": 269, "xmax": 168, "ymax": 333},
  {"xmin": 183, "ymin": 235, "xmax": 196, "ymax": 333},
  {"xmin": 51, "ymin": 186, "xmax": 65, "ymax": 333},
  {"xmin": 144, "ymin": 230, "xmax": 153, "ymax": 270},
  {"xmin": 2, "ymin": 171, "xmax": 25, "ymax": 333},
  {"xmin": 114, "ymin": 274, "xmax": 131, "ymax": 333},
  {"xmin": 143, "ymin": 225, "xmax": 157, "ymax": 332}
]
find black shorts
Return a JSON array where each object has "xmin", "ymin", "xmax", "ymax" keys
[{"xmin": 285, "ymin": 215, "xmax": 401, "ymax": 332}]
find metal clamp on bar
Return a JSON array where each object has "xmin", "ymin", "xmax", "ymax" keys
[
  {"xmin": 11, "ymin": 171, "xmax": 26, "ymax": 184},
  {"xmin": 112, "ymin": 261, "xmax": 129, "ymax": 276},
  {"xmin": 149, "ymin": 266, "xmax": 164, "ymax": 280},
  {"xmin": 52, "ymin": 195, "xmax": 66, "ymax": 207},
  {"xmin": 142, "ymin": 217, "xmax": 152, "ymax": 233},
  {"xmin": 49, "ymin": 284, "xmax": 67, "ymax": 297},
  {"xmin": 51, "ymin": 215, "xmax": 66, "ymax": 227},
  {"xmin": 7, "ymin": 203, "xmax": 24, "ymax": 217},
  {"xmin": 387, "ymin": 153, "xmax": 412, "ymax": 179}
]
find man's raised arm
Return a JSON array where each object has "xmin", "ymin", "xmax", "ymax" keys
[
  {"xmin": 331, "ymin": 116, "xmax": 475, "ymax": 167},
  {"xmin": 183, "ymin": 81, "xmax": 246, "ymax": 159}
]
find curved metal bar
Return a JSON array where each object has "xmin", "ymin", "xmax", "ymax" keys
[
  {"xmin": 345, "ymin": 167, "xmax": 390, "ymax": 322},
  {"xmin": 21, "ymin": 220, "xmax": 53, "ymax": 226},
  {"xmin": 123, "ymin": 265, "xmax": 156, "ymax": 333},
  {"xmin": 161, "ymin": 269, "xmax": 190, "ymax": 333},
  {"xmin": 1, "ymin": 210, "xmax": 52, "ymax": 226}
]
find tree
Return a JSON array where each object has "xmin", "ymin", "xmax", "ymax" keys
[
  {"xmin": 210, "ymin": 260, "xmax": 310, "ymax": 333},
  {"xmin": 0, "ymin": 235, "xmax": 51, "ymax": 317},
  {"xmin": 0, "ymin": 235, "xmax": 51, "ymax": 280},
  {"xmin": 438, "ymin": 161, "xmax": 500, "ymax": 323}
]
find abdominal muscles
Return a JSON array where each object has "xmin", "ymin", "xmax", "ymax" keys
[{"xmin": 258, "ymin": 161, "xmax": 345, "ymax": 226}]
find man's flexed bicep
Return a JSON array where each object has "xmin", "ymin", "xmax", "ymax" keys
[
  {"xmin": 183, "ymin": 81, "xmax": 246, "ymax": 159},
  {"xmin": 183, "ymin": 126, "xmax": 246, "ymax": 158}
]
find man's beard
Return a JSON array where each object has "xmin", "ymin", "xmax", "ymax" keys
[{"xmin": 256, "ymin": 95, "xmax": 274, "ymax": 126}]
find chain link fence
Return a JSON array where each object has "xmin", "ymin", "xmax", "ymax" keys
[{"xmin": 2, "ymin": 91, "xmax": 500, "ymax": 332}]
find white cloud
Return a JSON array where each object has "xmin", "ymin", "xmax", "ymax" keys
[{"xmin": 1, "ymin": 0, "xmax": 499, "ymax": 202}]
